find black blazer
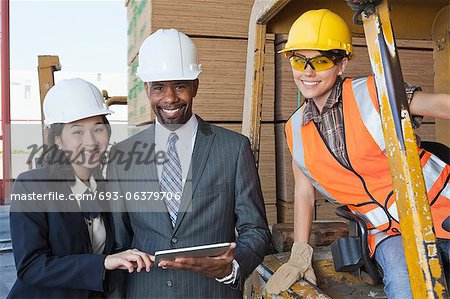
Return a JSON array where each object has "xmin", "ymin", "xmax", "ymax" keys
[{"xmin": 8, "ymin": 166, "xmax": 115, "ymax": 298}]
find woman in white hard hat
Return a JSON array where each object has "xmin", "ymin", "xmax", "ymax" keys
[
  {"xmin": 8, "ymin": 78, "xmax": 153, "ymax": 298},
  {"xmin": 265, "ymin": 9, "xmax": 450, "ymax": 299}
]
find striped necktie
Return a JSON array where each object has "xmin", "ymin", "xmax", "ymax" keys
[{"xmin": 160, "ymin": 132, "xmax": 182, "ymax": 227}]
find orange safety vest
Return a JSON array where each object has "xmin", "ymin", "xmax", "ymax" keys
[{"xmin": 285, "ymin": 76, "xmax": 450, "ymax": 255}]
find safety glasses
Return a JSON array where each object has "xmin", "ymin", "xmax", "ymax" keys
[{"xmin": 289, "ymin": 53, "xmax": 337, "ymax": 72}]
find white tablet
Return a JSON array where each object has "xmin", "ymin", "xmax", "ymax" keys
[{"xmin": 154, "ymin": 242, "xmax": 231, "ymax": 264}]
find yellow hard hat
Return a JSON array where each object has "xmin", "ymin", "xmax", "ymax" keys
[{"xmin": 280, "ymin": 9, "xmax": 353, "ymax": 57}]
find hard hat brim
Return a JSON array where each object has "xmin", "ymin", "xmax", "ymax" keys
[
  {"xmin": 277, "ymin": 46, "xmax": 352, "ymax": 57},
  {"xmin": 44, "ymin": 109, "xmax": 114, "ymax": 126},
  {"xmin": 136, "ymin": 70, "xmax": 202, "ymax": 83}
]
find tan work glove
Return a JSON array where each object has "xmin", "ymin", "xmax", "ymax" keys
[{"xmin": 265, "ymin": 242, "xmax": 316, "ymax": 295}]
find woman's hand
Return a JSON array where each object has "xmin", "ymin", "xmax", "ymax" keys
[{"xmin": 104, "ymin": 249, "xmax": 154, "ymax": 273}]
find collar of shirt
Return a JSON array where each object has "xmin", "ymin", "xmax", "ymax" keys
[
  {"xmin": 302, "ymin": 77, "xmax": 343, "ymax": 126},
  {"xmin": 155, "ymin": 114, "xmax": 198, "ymax": 152},
  {"xmin": 70, "ymin": 175, "xmax": 97, "ymax": 208},
  {"xmin": 70, "ymin": 175, "xmax": 97, "ymax": 195}
]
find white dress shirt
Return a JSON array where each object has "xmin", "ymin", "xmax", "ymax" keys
[
  {"xmin": 155, "ymin": 114, "xmax": 198, "ymax": 189},
  {"xmin": 71, "ymin": 175, "xmax": 106, "ymax": 254}
]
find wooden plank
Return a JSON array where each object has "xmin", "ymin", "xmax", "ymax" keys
[
  {"xmin": 242, "ymin": 0, "xmax": 292, "ymax": 155},
  {"xmin": 256, "ymin": 0, "xmax": 293, "ymax": 24},
  {"xmin": 274, "ymin": 39, "xmax": 299, "ymax": 122},
  {"xmin": 352, "ymin": 37, "xmax": 434, "ymax": 49},
  {"xmin": 275, "ymin": 123, "xmax": 294, "ymax": 202},
  {"xmin": 277, "ymin": 198, "xmax": 342, "ymax": 223},
  {"xmin": 271, "ymin": 221, "xmax": 348, "ymax": 253},
  {"xmin": 265, "ymin": 203, "xmax": 277, "ymax": 225},
  {"xmin": 258, "ymin": 124, "xmax": 277, "ymax": 204},
  {"xmin": 276, "ymin": 200, "xmax": 293, "ymax": 223},
  {"xmin": 153, "ymin": 1, "xmax": 254, "ymax": 38},
  {"xmin": 243, "ymin": 23, "xmax": 266, "ymax": 162},
  {"xmin": 315, "ymin": 199, "xmax": 341, "ymax": 220},
  {"xmin": 194, "ymin": 37, "xmax": 274, "ymax": 122}
]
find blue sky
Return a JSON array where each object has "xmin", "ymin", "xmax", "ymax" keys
[{"xmin": 10, "ymin": 0, "xmax": 127, "ymax": 73}]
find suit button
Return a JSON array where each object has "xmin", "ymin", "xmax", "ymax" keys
[
  {"xmin": 171, "ymin": 237, "xmax": 178, "ymax": 244},
  {"xmin": 166, "ymin": 280, "xmax": 173, "ymax": 287}
]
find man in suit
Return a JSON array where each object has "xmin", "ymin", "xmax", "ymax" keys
[{"xmin": 107, "ymin": 29, "xmax": 271, "ymax": 298}]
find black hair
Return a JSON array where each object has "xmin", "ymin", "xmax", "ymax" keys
[
  {"xmin": 44, "ymin": 115, "xmax": 111, "ymax": 185},
  {"xmin": 319, "ymin": 49, "xmax": 348, "ymax": 62}
]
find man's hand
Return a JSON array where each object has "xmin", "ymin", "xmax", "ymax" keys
[
  {"xmin": 158, "ymin": 242, "xmax": 236, "ymax": 278},
  {"xmin": 265, "ymin": 242, "xmax": 316, "ymax": 295},
  {"xmin": 104, "ymin": 249, "xmax": 155, "ymax": 273}
]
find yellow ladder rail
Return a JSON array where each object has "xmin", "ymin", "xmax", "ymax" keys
[{"xmin": 348, "ymin": 0, "xmax": 448, "ymax": 297}]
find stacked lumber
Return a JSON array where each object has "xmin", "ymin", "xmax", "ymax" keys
[{"xmin": 127, "ymin": 0, "xmax": 255, "ymax": 65}]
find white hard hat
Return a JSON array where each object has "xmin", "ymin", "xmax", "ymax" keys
[
  {"xmin": 136, "ymin": 29, "xmax": 202, "ymax": 82},
  {"xmin": 43, "ymin": 78, "xmax": 114, "ymax": 125}
]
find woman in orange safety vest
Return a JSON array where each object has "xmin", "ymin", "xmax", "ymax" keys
[{"xmin": 265, "ymin": 9, "xmax": 450, "ymax": 299}]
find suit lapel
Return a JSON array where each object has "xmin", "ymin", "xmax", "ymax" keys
[
  {"xmin": 173, "ymin": 117, "xmax": 215, "ymax": 233},
  {"xmin": 48, "ymin": 178, "xmax": 91, "ymax": 244},
  {"xmin": 139, "ymin": 126, "xmax": 173, "ymax": 229}
]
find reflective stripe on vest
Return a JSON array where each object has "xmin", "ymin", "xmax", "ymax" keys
[
  {"xmin": 369, "ymin": 229, "xmax": 390, "ymax": 251},
  {"xmin": 353, "ymin": 200, "xmax": 399, "ymax": 228},
  {"xmin": 423, "ymin": 153, "xmax": 449, "ymax": 196},
  {"xmin": 352, "ymin": 77, "xmax": 386, "ymax": 154},
  {"xmin": 289, "ymin": 107, "xmax": 337, "ymax": 203}
]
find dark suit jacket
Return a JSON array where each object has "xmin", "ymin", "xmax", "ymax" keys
[
  {"xmin": 107, "ymin": 116, "xmax": 270, "ymax": 298},
  {"xmin": 8, "ymin": 166, "xmax": 115, "ymax": 298}
]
